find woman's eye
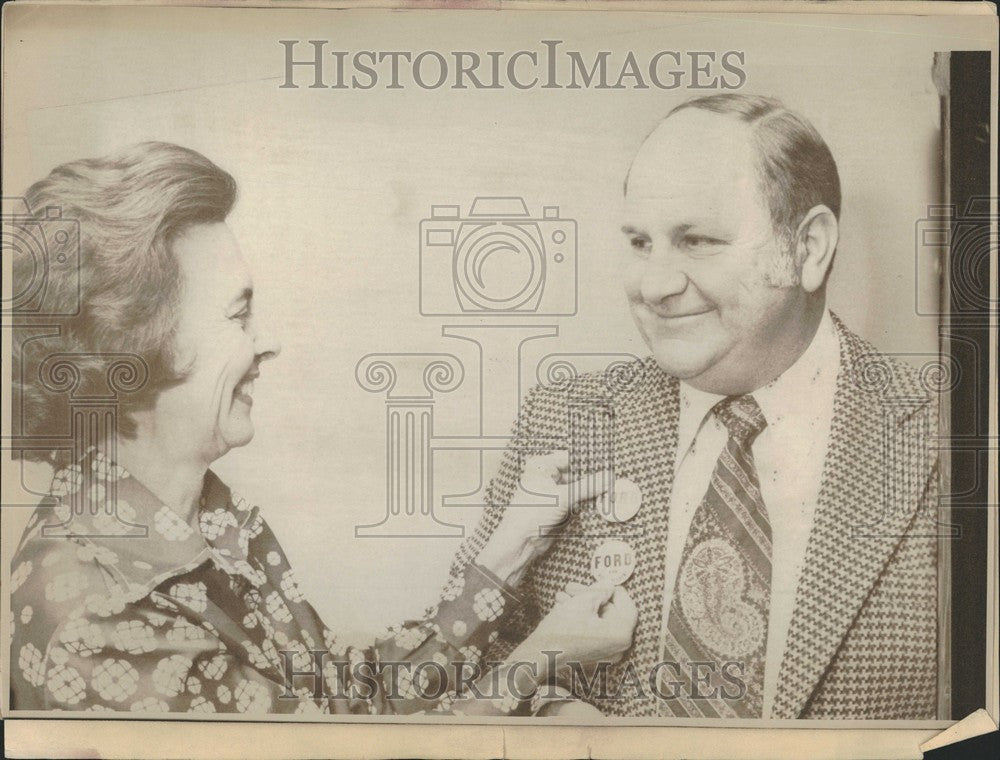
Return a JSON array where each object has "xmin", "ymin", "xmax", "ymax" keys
[
  {"xmin": 231, "ymin": 309, "xmax": 251, "ymax": 325},
  {"xmin": 629, "ymin": 236, "xmax": 651, "ymax": 254}
]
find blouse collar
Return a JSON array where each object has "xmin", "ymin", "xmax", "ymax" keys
[{"xmin": 34, "ymin": 447, "xmax": 265, "ymax": 602}]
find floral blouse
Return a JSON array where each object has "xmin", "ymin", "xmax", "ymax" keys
[{"xmin": 9, "ymin": 449, "xmax": 523, "ymax": 715}]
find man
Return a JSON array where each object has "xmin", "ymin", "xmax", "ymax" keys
[{"xmin": 449, "ymin": 94, "xmax": 940, "ymax": 719}]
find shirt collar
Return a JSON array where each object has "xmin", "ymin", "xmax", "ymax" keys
[
  {"xmin": 677, "ymin": 309, "xmax": 840, "ymax": 451},
  {"xmin": 676, "ymin": 380, "xmax": 726, "ymax": 461},
  {"xmin": 753, "ymin": 308, "xmax": 840, "ymax": 430},
  {"xmin": 38, "ymin": 447, "xmax": 264, "ymax": 601}
]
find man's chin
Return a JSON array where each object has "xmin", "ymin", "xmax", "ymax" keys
[{"xmin": 649, "ymin": 343, "xmax": 716, "ymax": 382}]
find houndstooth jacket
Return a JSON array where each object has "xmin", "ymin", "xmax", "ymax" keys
[{"xmin": 448, "ymin": 313, "xmax": 941, "ymax": 719}]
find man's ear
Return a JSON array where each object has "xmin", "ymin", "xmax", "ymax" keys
[{"xmin": 794, "ymin": 205, "xmax": 839, "ymax": 293}]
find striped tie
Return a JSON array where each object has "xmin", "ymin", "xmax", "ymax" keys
[{"xmin": 661, "ymin": 395, "xmax": 771, "ymax": 718}]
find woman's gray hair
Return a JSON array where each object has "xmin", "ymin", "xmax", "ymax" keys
[{"xmin": 12, "ymin": 141, "xmax": 237, "ymax": 463}]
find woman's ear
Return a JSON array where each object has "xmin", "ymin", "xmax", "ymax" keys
[{"xmin": 795, "ymin": 205, "xmax": 839, "ymax": 293}]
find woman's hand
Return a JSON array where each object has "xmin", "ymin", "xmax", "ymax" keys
[
  {"xmin": 462, "ymin": 583, "xmax": 636, "ymax": 713},
  {"xmin": 477, "ymin": 452, "xmax": 608, "ymax": 587},
  {"xmin": 499, "ymin": 582, "xmax": 638, "ymax": 693},
  {"xmin": 527, "ymin": 582, "xmax": 638, "ymax": 672}
]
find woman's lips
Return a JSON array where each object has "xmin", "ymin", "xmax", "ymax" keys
[{"xmin": 233, "ymin": 375, "xmax": 257, "ymax": 406}]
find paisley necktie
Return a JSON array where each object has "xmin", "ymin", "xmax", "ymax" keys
[{"xmin": 661, "ymin": 394, "xmax": 770, "ymax": 718}]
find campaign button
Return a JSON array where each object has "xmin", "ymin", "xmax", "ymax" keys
[
  {"xmin": 590, "ymin": 539, "xmax": 636, "ymax": 586},
  {"xmin": 600, "ymin": 478, "xmax": 642, "ymax": 523}
]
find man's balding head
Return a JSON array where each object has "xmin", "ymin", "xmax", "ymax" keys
[
  {"xmin": 621, "ymin": 95, "xmax": 841, "ymax": 394},
  {"xmin": 628, "ymin": 94, "xmax": 841, "ymax": 261}
]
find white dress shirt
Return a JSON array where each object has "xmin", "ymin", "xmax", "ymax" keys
[{"xmin": 659, "ymin": 309, "xmax": 841, "ymax": 718}]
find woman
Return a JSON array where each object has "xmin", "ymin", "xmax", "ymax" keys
[{"xmin": 9, "ymin": 142, "xmax": 636, "ymax": 715}]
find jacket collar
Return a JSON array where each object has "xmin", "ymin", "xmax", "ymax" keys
[
  {"xmin": 771, "ymin": 313, "xmax": 936, "ymax": 718},
  {"xmin": 38, "ymin": 448, "xmax": 263, "ymax": 602}
]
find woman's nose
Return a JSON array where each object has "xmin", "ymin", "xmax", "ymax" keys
[{"xmin": 254, "ymin": 320, "xmax": 282, "ymax": 362}]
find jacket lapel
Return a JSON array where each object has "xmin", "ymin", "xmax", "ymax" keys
[
  {"xmin": 772, "ymin": 316, "xmax": 934, "ymax": 718},
  {"xmin": 608, "ymin": 359, "xmax": 680, "ymax": 713}
]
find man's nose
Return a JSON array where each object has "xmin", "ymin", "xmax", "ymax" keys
[{"xmin": 639, "ymin": 254, "xmax": 689, "ymax": 305}]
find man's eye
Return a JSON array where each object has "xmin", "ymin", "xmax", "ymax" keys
[
  {"xmin": 231, "ymin": 309, "xmax": 251, "ymax": 324},
  {"xmin": 683, "ymin": 235, "xmax": 725, "ymax": 248}
]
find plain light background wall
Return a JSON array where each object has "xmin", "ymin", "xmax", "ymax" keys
[{"xmin": 3, "ymin": 7, "xmax": 980, "ymax": 642}]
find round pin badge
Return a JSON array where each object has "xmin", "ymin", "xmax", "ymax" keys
[
  {"xmin": 601, "ymin": 478, "xmax": 642, "ymax": 523},
  {"xmin": 590, "ymin": 539, "xmax": 636, "ymax": 586}
]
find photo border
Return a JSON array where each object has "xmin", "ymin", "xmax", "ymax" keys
[{"xmin": 1, "ymin": 1, "xmax": 996, "ymax": 758}]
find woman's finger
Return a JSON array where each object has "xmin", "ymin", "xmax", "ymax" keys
[
  {"xmin": 563, "ymin": 470, "xmax": 612, "ymax": 509},
  {"xmin": 582, "ymin": 584, "xmax": 615, "ymax": 613},
  {"xmin": 521, "ymin": 452, "xmax": 569, "ymax": 494},
  {"xmin": 610, "ymin": 585, "xmax": 637, "ymax": 612},
  {"xmin": 604, "ymin": 586, "xmax": 639, "ymax": 624},
  {"xmin": 537, "ymin": 451, "xmax": 569, "ymax": 481}
]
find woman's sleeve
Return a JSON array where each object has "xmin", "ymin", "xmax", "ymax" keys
[
  {"xmin": 246, "ymin": 514, "xmax": 532, "ymax": 716},
  {"xmin": 326, "ymin": 562, "xmax": 528, "ymax": 715}
]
